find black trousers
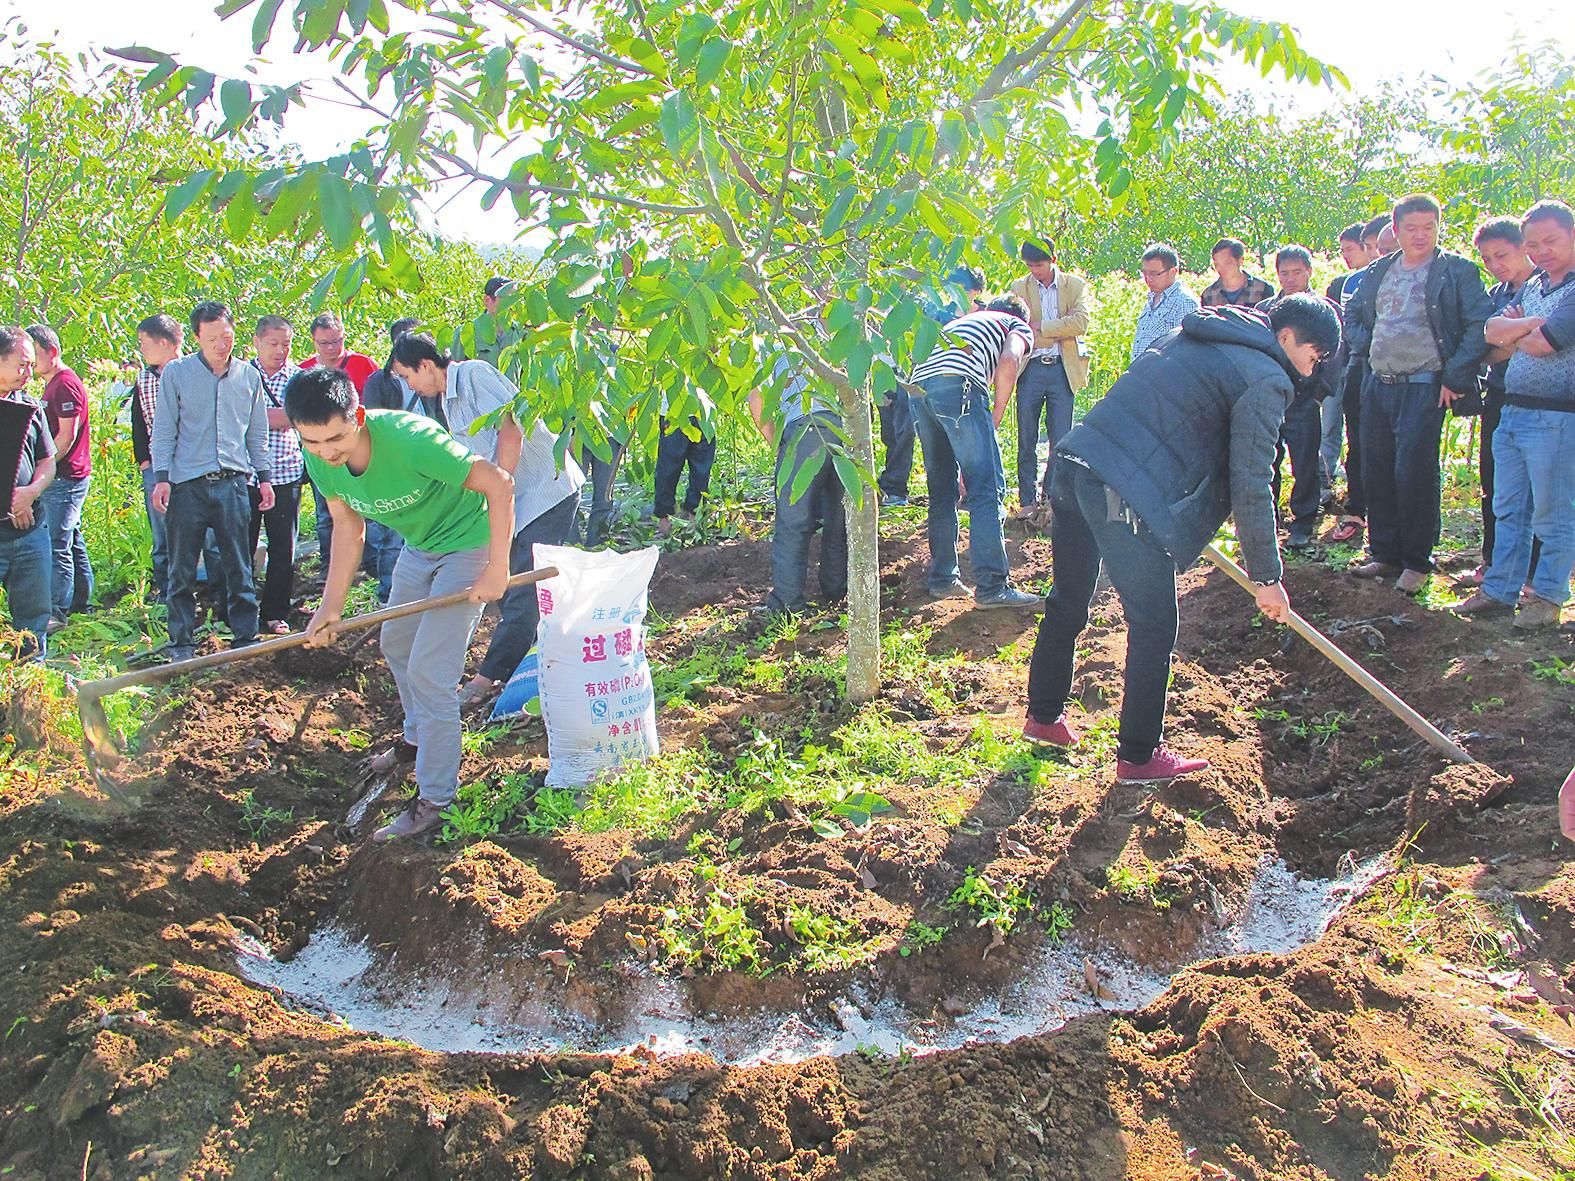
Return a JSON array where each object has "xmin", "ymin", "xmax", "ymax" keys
[
  {"xmin": 1273, "ymin": 395, "xmax": 1324, "ymax": 534},
  {"xmin": 877, "ymin": 389, "xmax": 915, "ymax": 499},
  {"xmin": 249, "ymin": 479, "xmax": 301, "ymax": 624},
  {"xmin": 1026, "ymin": 464, "xmax": 1179, "ymax": 765}
]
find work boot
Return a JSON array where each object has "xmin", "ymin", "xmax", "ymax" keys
[
  {"xmin": 1115, "ymin": 746, "xmax": 1210, "ymax": 784},
  {"xmin": 1451, "ymin": 591, "xmax": 1513, "ymax": 619},
  {"xmin": 1351, "ymin": 560, "xmax": 1400, "ymax": 580},
  {"xmin": 1513, "ymin": 597, "xmax": 1562, "ymax": 631},
  {"xmin": 1024, "ymin": 713, "xmax": 1079, "ymax": 747},
  {"xmin": 975, "ymin": 586, "xmax": 1042, "ymax": 610},
  {"xmin": 927, "ymin": 579, "xmax": 972, "ymax": 601},
  {"xmin": 369, "ymin": 738, "xmax": 419, "ymax": 775},
  {"xmin": 372, "ymin": 799, "xmax": 446, "ymax": 844}
]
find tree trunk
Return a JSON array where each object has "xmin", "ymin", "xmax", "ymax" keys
[{"xmin": 840, "ymin": 387, "xmax": 880, "ymax": 703}]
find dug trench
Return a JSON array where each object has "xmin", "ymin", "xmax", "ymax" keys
[{"xmin": 2, "ymin": 522, "xmax": 1572, "ymax": 1180}]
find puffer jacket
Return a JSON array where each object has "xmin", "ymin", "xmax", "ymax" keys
[{"xmin": 1057, "ymin": 306, "xmax": 1298, "ymax": 583}]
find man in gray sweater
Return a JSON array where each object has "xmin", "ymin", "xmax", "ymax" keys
[{"xmin": 151, "ymin": 301, "xmax": 273, "ymax": 661}]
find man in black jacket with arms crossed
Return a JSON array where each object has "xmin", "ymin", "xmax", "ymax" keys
[{"xmin": 1022, "ymin": 295, "xmax": 1342, "ymax": 783}]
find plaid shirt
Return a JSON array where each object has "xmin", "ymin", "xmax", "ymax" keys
[
  {"xmin": 252, "ymin": 359, "xmax": 305, "ymax": 484},
  {"xmin": 136, "ymin": 365, "xmax": 161, "ymax": 430}
]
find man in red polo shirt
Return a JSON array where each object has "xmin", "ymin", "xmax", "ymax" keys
[
  {"xmin": 298, "ymin": 312, "xmax": 376, "ymax": 572},
  {"xmin": 26, "ymin": 325, "xmax": 93, "ymax": 629}
]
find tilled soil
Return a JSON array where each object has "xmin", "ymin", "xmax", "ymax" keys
[{"xmin": 1, "ymin": 524, "xmax": 1572, "ymax": 1181}]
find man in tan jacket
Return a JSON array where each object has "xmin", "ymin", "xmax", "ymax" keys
[{"xmin": 1009, "ymin": 237, "xmax": 1091, "ymax": 515}]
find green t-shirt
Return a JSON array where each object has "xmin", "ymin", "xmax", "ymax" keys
[{"xmin": 303, "ymin": 409, "xmax": 491, "ymax": 554}]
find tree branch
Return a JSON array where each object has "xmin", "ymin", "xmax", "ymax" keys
[
  {"xmin": 483, "ymin": 0, "xmax": 651, "ymax": 76},
  {"xmin": 969, "ymin": 0, "xmax": 1093, "ymax": 106}
]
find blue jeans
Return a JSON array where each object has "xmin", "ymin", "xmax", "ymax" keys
[
  {"xmin": 652, "ymin": 417, "xmax": 716, "ymax": 518},
  {"xmin": 1360, "ymin": 374, "xmax": 1445, "ymax": 571},
  {"xmin": 141, "ymin": 466, "xmax": 170, "ymax": 598},
  {"xmin": 0, "ymin": 524, "xmax": 52, "ymax": 657},
  {"xmin": 877, "ymin": 388, "xmax": 915, "ymax": 499},
  {"xmin": 40, "ymin": 474, "xmax": 93, "ymax": 619},
  {"xmin": 477, "ymin": 493, "xmax": 579, "ymax": 682},
  {"xmin": 1014, "ymin": 358, "xmax": 1075, "ymax": 506},
  {"xmin": 364, "ymin": 521, "xmax": 404, "ymax": 603},
  {"xmin": 1319, "ymin": 391, "xmax": 1344, "ymax": 497},
  {"xmin": 572, "ymin": 442, "xmax": 624, "ymax": 548},
  {"xmin": 767, "ymin": 416, "xmax": 848, "ymax": 612},
  {"xmin": 912, "ymin": 375, "xmax": 1010, "ymax": 596},
  {"xmin": 307, "ymin": 475, "xmax": 335, "ymax": 570},
  {"xmin": 1027, "ymin": 464, "xmax": 1178, "ymax": 764},
  {"xmin": 165, "ymin": 473, "xmax": 259, "ymax": 649},
  {"xmin": 1483, "ymin": 406, "xmax": 1575, "ymax": 607}
]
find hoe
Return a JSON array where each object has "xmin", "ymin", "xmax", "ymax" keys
[{"xmin": 75, "ymin": 566, "xmax": 558, "ymax": 794}]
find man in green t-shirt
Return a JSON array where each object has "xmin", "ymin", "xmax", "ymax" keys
[{"xmin": 286, "ymin": 366, "xmax": 515, "ymax": 842}]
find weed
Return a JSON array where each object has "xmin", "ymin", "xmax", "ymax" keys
[
  {"xmin": 785, "ymin": 904, "xmax": 883, "ymax": 972},
  {"xmin": 238, "ymin": 790, "xmax": 293, "ymax": 843},
  {"xmin": 1105, "ymin": 862, "xmax": 1172, "ymax": 909},
  {"xmin": 656, "ymin": 879, "xmax": 765, "ymax": 974},
  {"xmin": 521, "ymin": 787, "xmax": 581, "ymax": 835},
  {"xmin": 440, "ymin": 775, "xmax": 531, "ymax": 844},
  {"xmin": 946, "ymin": 867, "xmax": 1035, "ymax": 936},
  {"xmin": 1040, "ymin": 900, "xmax": 1075, "ymax": 943},
  {"xmin": 1471, "ymin": 696, "xmax": 1507, "ymax": 714},
  {"xmin": 1360, "ymin": 754, "xmax": 1385, "ymax": 772},
  {"xmin": 1529, "ymin": 657, "xmax": 1575, "ymax": 687},
  {"xmin": 460, "ymin": 721, "xmax": 514, "ymax": 756},
  {"xmin": 1253, "ymin": 705, "xmax": 1351, "ymax": 745},
  {"xmin": 899, "ymin": 919, "xmax": 949, "ymax": 957},
  {"xmin": 326, "ymin": 727, "xmax": 372, "ymax": 750}
]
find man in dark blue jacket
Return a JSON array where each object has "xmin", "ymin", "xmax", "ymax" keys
[
  {"xmin": 1023, "ymin": 296, "xmax": 1341, "ymax": 783},
  {"xmin": 1343, "ymin": 193, "xmax": 1492, "ymax": 594}
]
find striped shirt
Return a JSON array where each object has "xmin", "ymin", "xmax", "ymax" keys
[
  {"xmin": 252, "ymin": 359, "xmax": 305, "ymax": 484},
  {"xmin": 910, "ymin": 310, "xmax": 1033, "ymax": 388},
  {"xmin": 135, "ymin": 366, "xmax": 161, "ymax": 433}
]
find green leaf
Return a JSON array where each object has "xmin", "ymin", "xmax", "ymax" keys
[
  {"xmin": 219, "ymin": 78, "xmax": 253, "ymax": 129},
  {"xmin": 658, "ymin": 91, "xmax": 699, "ymax": 159},
  {"xmin": 821, "ymin": 185, "xmax": 857, "ymax": 236},
  {"xmin": 215, "ymin": 0, "xmax": 258, "ymax": 16},
  {"xmin": 832, "ymin": 452, "xmax": 865, "ymax": 509},
  {"xmin": 249, "ymin": 0, "xmax": 284, "ymax": 48},
  {"xmin": 318, "ymin": 173, "xmax": 356, "ymax": 250},
  {"xmin": 695, "ymin": 37, "xmax": 731, "ymax": 88},
  {"xmin": 107, "ymin": 45, "xmax": 174, "ymax": 65},
  {"xmin": 785, "ymin": 445, "xmax": 827, "ymax": 504},
  {"xmin": 164, "ymin": 171, "xmax": 213, "ymax": 223}
]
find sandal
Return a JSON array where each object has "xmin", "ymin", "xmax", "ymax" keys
[
  {"xmin": 1329, "ymin": 517, "xmax": 1364, "ymax": 544},
  {"xmin": 263, "ymin": 619, "xmax": 292, "ymax": 635}
]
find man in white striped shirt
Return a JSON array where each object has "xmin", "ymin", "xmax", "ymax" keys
[
  {"xmin": 393, "ymin": 335, "xmax": 586, "ymax": 705},
  {"xmin": 909, "ymin": 297, "xmax": 1042, "ymax": 609}
]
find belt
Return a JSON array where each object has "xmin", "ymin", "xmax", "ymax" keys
[
  {"xmin": 196, "ymin": 469, "xmax": 247, "ymax": 482},
  {"xmin": 1033, "ymin": 354, "xmax": 1063, "ymax": 366},
  {"xmin": 1374, "ymin": 371, "xmax": 1441, "ymax": 385}
]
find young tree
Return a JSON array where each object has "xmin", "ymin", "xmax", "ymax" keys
[{"xmin": 117, "ymin": 0, "xmax": 1335, "ymax": 703}]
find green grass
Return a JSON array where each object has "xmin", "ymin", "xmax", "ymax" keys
[{"xmin": 786, "ymin": 903, "xmax": 884, "ymax": 972}]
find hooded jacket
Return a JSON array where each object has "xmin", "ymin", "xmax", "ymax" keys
[{"xmin": 1057, "ymin": 306, "xmax": 1298, "ymax": 584}]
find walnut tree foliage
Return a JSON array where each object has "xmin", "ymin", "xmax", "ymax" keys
[{"xmin": 118, "ymin": 0, "xmax": 1335, "ymax": 700}]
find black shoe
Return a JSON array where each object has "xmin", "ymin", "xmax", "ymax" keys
[{"xmin": 166, "ymin": 645, "xmax": 196, "ymax": 664}]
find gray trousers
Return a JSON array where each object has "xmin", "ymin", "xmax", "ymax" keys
[{"xmin": 380, "ymin": 544, "xmax": 488, "ymax": 806}]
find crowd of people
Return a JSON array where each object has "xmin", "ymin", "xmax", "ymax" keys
[{"xmin": 1, "ymin": 190, "xmax": 1571, "ymax": 837}]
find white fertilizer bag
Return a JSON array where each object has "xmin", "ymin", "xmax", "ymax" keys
[{"xmin": 533, "ymin": 544, "xmax": 660, "ymax": 788}]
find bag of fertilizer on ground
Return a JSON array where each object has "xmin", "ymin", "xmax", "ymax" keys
[
  {"xmin": 532, "ymin": 544, "xmax": 660, "ymax": 788},
  {"xmin": 490, "ymin": 647, "xmax": 541, "ymax": 720}
]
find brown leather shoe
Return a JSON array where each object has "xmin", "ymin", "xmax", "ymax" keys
[
  {"xmin": 1513, "ymin": 597, "xmax": 1563, "ymax": 631},
  {"xmin": 372, "ymin": 799, "xmax": 446, "ymax": 843},
  {"xmin": 370, "ymin": 739, "xmax": 419, "ymax": 775},
  {"xmin": 1394, "ymin": 569, "xmax": 1428, "ymax": 595},
  {"xmin": 1451, "ymin": 591, "xmax": 1513, "ymax": 618},
  {"xmin": 1351, "ymin": 560, "xmax": 1400, "ymax": 580}
]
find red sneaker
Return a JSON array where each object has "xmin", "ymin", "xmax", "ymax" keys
[
  {"xmin": 1024, "ymin": 713, "xmax": 1079, "ymax": 746},
  {"xmin": 1115, "ymin": 746, "xmax": 1210, "ymax": 784}
]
